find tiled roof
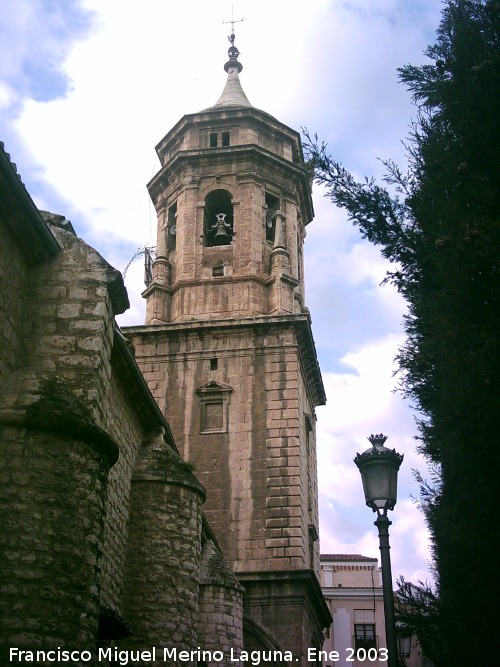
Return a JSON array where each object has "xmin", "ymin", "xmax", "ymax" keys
[
  {"xmin": 0, "ymin": 141, "xmax": 60, "ymax": 262},
  {"xmin": 210, "ymin": 63, "xmax": 252, "ymax": 109}
]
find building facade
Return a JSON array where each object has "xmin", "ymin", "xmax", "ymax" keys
[
  {"xmin": 124, "ymin": 37, "xmax": 330, "ymax": 662},
  {"xmin": 320, "ymin": 555, "xmax": 386, "ymax": 667},
  {"xmin": 320, "ymin": 555, "xmax": 433, "ymax": 667}
]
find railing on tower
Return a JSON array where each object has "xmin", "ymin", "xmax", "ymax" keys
[{"xmin": 144, "ymin": 246, "xmax": 157, "ymax": 287}]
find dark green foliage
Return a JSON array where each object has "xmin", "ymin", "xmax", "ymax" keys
[
  {"xmin": 396, "ymin": 577, "xmax": 442, "ymax": 665},
  {"xmin": 304, "ymin": 2, "xmax": 500, "ymax": 665}
]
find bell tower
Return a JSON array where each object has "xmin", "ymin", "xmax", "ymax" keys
[
  {"xmin": 124, "ymin": 32, "xmax": 330, "ymax": 661},
  {"xmin": 143, "ymin": 37, "xmax": 312, "ymax": 326}
]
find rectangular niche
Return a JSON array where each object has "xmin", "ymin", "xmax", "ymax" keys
[
  {"xmin": 196, "ymin": 381, "xmax": 232, "ymax": 434},
  {"xmin": 202, "ymin": 400, "xmax": 224, "ymax": 432}
]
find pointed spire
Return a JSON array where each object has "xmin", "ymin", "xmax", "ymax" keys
[{"xmin": 209, "ymin": 25, "xmax": 253, "ymax": 109}]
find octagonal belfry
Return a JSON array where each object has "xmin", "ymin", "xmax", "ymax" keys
[{"xmin": 123, "ymin": 36, "xmax": 330, "ymax": 662}]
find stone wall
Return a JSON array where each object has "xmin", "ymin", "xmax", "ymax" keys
[
  {"xmin": 197, "ymin": 535, "xmax": 244, "ymax": 665},
  {"xmin": 0, "ymin": 148, "xmax": 244, "ymax": 664},
  {"xmin": 122, "ymin": 437, "xmax": 206, "ymax": 665},
  {"xmin": 20, "ymin": 220, "xmax": 120, "ymax": 423},
  {"xmin": 239, "ymin": 571, "xmax": 329, "ymax": 664},
  {"xmin": 0, "ymin": 424, "xmax": 111, "ymax": 660},
  {"xmin": 124, "ymin": 315, "xmax": 322, "ymax": 579},
  {"xmin": 98, "ymin": 368, "xmax": 147, "ymax": 610},
  {"xmin": 0, "ymin": 212, "xmax": 131, "ymax": 660}
]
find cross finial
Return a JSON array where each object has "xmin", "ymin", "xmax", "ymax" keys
[{"xmin": 222, "ymin": 4, "xmax": 244, "ymax": 47}]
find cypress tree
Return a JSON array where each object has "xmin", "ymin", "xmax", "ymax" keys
[{"xmin": 305, "ymin": 2, "xmax": 500, "ymax": 663}]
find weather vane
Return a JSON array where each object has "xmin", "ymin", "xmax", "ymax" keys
[{"xmin": 222, "ymin": 4, "xmax": 244, "ymax": 49}]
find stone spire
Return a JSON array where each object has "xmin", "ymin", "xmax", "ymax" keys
[{"xmin": 210, "ymin": 29, "xmax": 252, "ymax": 109}]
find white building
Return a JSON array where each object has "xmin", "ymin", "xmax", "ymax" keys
[
  {"xmin": 320, "ymin": 554, "xmax": 386, "ymax": 667},
  {"xmin": 320, "ymin": 554, "xmax": 433, "ymax": 667}
]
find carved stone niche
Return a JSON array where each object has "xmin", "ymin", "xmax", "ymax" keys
[{"xmin": 195, "ymin": 381, "xmax": 233, "ymax": 434}]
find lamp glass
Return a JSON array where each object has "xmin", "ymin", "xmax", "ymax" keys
[
  {"xmin": 397, "ymin": 634, "xmax": 411, "ymax": 657},
  {"xmin": 361, "ymin": 458, "xmax": 399, "ymax": 511}
]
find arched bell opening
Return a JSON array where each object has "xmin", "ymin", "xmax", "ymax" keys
[
  {"xmin": 167, "ymin": 201, "xmax": 177, "ymax": 251},
  {"xmin": 204, "ymin": 189, "xmax": 234, "ymax": 247},
  {"xmin": 265, "ymin": 192, "xmax": 280, "ymax": 244}
]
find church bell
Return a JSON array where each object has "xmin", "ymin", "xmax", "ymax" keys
[{"xmin": 212, "ymin": 212, "xmax": 232, "ymax": 243}]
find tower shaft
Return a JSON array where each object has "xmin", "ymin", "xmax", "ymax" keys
[{"xmin": 123, "ymin": 44, "xmax": 330, "ymax": 659}]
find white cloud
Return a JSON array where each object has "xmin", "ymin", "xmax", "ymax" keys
[
  {"xmin": 0, "ymin": 81, "xmax": 14, "ymax": 110},
  {"xmin": 324, "ymin": 336, "xmax": 404, "ymax": 422},
  {"xmin": 316, "ymin": 334, "xmax": 432, "ymax": 583}
]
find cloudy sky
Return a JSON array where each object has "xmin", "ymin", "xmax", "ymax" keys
[{"xmin": 1, "ymin": 0, "xmax": 443, "ymax": 585}]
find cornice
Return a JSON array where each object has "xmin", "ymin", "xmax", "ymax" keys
[
  {"xmin": 155, "ymin": 107, "xmax": 303, "ymax": 158},
  {"xmin": 123, "ymin": 312, "xmax": 326, "ymax": 407},
  {"xmin": 148, "ymin": 144, "xmax": 314, "ymax": 223}
]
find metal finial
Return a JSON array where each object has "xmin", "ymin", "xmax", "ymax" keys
[
  {"xmin": 223, "ymin": 5, "xmax": 244, "ymax": 58},
  {"xmin": 368, "ymin": 433, "xmax": 388, "ymax": 447}
]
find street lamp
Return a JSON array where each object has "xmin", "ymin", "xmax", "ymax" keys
[
  {"xmin": 354, "ymin": 434, "xmax": 404, "ymax": 667},
  {"xmin": 396, "ymin": 622, "xmax": 412, "ymax": 666}
]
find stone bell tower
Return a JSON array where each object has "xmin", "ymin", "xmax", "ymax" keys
[{"xmin": 124, "ymin": 31, "xmax": 330, "ymax": 661}]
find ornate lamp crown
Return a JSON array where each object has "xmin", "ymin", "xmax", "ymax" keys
[{"xmin": 368, "ymin": 433, "xmax": 388, "ymax": 447}]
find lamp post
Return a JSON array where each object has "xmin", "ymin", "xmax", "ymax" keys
[{"xmin": 354, "ymin": 434, "xmax": 404, "ymax": 667}]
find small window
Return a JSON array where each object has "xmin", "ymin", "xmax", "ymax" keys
[
  {"xmin": 297, "ymin": 230, "xmax": 303, "ymax": 282},
  {"xmin": 210, "ymin": 358, "xmax": 218, "ymax": 371},
  {"xmin": 208, "ymin": 131, "xmax": 230, "ymax": 147},
  {"xmin": 354, "ymin": 624, "xmax": 377, "ymax": 651},
  {"xmin": 212, "ymin": 265, "xmax": 224, "ymax": 277},
  {"xmin": 354, "ymin": 612, "xmax": 377, "ymax": 651},
  {"xmin": 323, "ymin": 568, "xmax": 333, "ymax": 588}
]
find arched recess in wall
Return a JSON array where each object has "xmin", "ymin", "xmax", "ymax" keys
[
  {"xmin": 204, "ymin": 189, "xmax": 233, "ymax": 247},
  {"xmin": 167, "ymin": 201, "xmax": 177, "ymax": 251},
  {"xmin": 243, "ymin": 619, "xmax": 288, "ymax": 667},
  {"xmin": 265, "ymin": 192, "xmax": 280, "ymax": 244}
]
